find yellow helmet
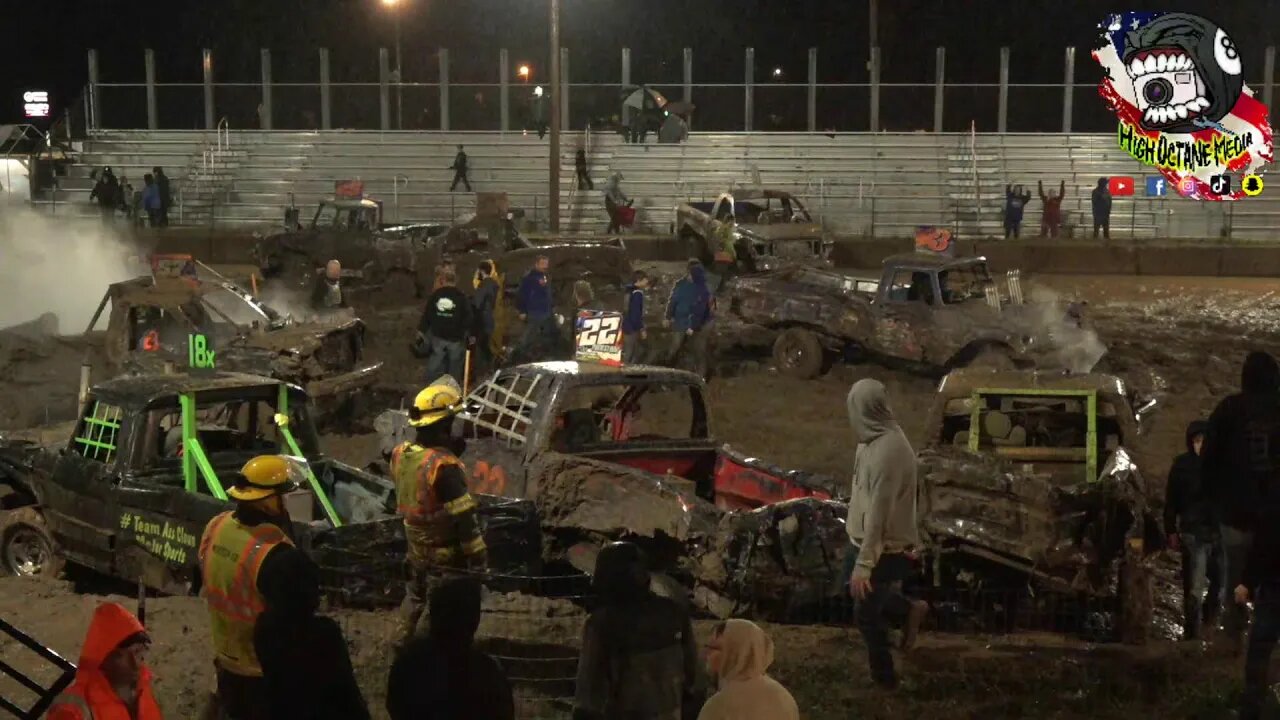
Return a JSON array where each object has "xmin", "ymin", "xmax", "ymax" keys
[
  {"xmin": 229, "ymin": 455, "xmax": 300, "ymax": 501},
  {"xmin": 409, "ymin": 376, "xmax": 463, "ymax": 427}
]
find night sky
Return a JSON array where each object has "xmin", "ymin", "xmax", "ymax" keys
[{"xmin": 6, "ymin": 0, "xmax": 1275, "ymax": 132}]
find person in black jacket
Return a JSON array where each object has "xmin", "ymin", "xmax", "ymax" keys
[
  {"xmin": 472, "ymin": 261, "xmax": 500, "ymax": 376},
  {"xmin": 1091, "ymin": 178, "xmax": 1112, "ymax": 240},
  {"xmin": 1236, "ymin": 499, "xmax": 1280, "ymax": 719},
  {"xmin": 387, "ymin": 577, "xmax": 514, "ymax": 720},
  {"xmin": 573, "ymin": 542, "xmax": 703, "ymax": 720},
  {"xmin": 153, "ymin": 167, "xmax": 172, "ymax": 226},
  {"xmin": 418, "ymin": 266, "xmax": 475, "ymax": 385},
  {"xmin": 1165, "ymin": 419, "xmax": 1225, "ymax": 639},
  {"xmin": 1203, "ymin": 350, "xmax": 1280, "ymax": 651},
  {"xmin": 254, "ymin": 546, "xmax": 370, "ymax": 720}
]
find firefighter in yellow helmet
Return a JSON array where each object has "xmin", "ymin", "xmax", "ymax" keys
[
  {"xmin": 197, "ymin": 455, "xmax": 318, "ymax": 720},
  {"xmin": 391, "ymin": 376, "xmax": 488, "ymax": 643}
]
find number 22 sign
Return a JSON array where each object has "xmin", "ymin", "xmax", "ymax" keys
[{"xmin": 575, "ymin": 311, "xmax": 623, "ymax": 366}]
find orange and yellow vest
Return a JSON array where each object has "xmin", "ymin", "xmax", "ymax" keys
[
  {"xmin": 390, "ymin": 442, "xmax": 483, "ymax": 566},
  {"xmin": 197, "ymin": 511, "xmax": 293, "ymax": 677}
]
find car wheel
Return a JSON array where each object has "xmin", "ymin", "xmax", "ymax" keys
[
  {"xmin": 966, "ymin": 347, "xmax": 1017, "ymax": 370},
  {"xmin": 772, "ymin": 328, "xmax": 825, "ymax": 379},
  {"xmin": 0, "ymin": 507, "xmax": 65, "ymax": 579}
]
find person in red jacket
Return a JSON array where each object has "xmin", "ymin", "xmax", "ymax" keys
[
  {"xmin": 1038, "ymin": 180, "xmax": 1066, "ymax": 238},
  {"xmin": 47, "ymin": 601, "xmax": 163, "ymax": 720}
]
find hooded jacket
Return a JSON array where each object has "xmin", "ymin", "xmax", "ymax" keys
[
  {"xmin": 1003, "ymin": 185, "xmax": 1031, "ymax": 224},
  {"xmin": 1202, "ymin": 351, "xmax": 1280, "ymax": 531},
  {"xmin": 1164, "ymin": 420, "xmax": 1213, "ymax": 537},
  {"xmin": 665, "ymin": 268, "xmax": 713, "ymax": 333},
  {"xmin": 845, "ymin": 379, "xmax": 919, "ymax": 576},
  {"xmin": 696, "ymin": 620, "xmax": 798, "ymax": 720},
  {"xmin": 48, "ymin": 603, "xmax": 164, "ymax": 720},
  {"xmin": 1091, "ymin": 179, "xmax": 1113, "ymax": 220}
]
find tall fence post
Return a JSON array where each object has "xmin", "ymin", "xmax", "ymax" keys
[
  {"xmin": 379, "ymin": 49, "xmax": 391, "ymax": 131},
  {"xmin": 202, "ymin": 48, "xmax": 215, "ymax": 130},
  {"xmin": 869, "ymin": 47, "xmax": 881, "ymax": 132},
  {"xmin": 87, "ymin": 50, "xmax": 100, "ymax": 131},
  {"xmin": 319, "ymin": 48, "xmax": 331, "ymax": 130},
  {"xmin": 560, "ymin": 47, "xmax": 570, "ymax": 131},
  {"xmin": 144, "ymin": 49, "xmax": 158, "ymax": 130},
  {"xmin": 745, "ymin": 47, "xmax": 755, "ymax": 132},
  {"xmin": 439, "ymin": 49, "xmax": 451, "ymax": 131},
  {"xmin": 807, "ymin": 48, "xmax": 817, "ymax": 132},
  {"xmin": 933, "ymin": 47, "xmax": 945, "ymax": 133},
  {"xmin": 683, "ymin": 48, "xmax": 693, "ymax": 130},
  {"xmin": 1062, "ymin": 46, "xmax": 1076, "ymax": 134},
  {"xmin": 260, "ymin": 48, "xmax": 273, "ymax": 130},
  {"xmin": 1264, "ymin": 46, "xmax": 1276, "ymax": 119},
  {"xmin": 998, "ymin": 47, "xmax": 1010, "ymax": 133},
  {"xmin": 621, "ymin": 48, "xmax": 632, "ymax": 128},
  {"xmin": 499, "ymin": 49, "xmax": 510, "ymax": 132}
]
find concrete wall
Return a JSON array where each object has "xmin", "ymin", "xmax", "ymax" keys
[{"xmin": 35, "ymin": 130, "xmax": 1280, "ymax": 241}]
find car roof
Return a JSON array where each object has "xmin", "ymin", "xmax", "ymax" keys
[
  {"xmin": 505, "ymin": 361, "xmax": 704, "ymax": 384},
  {"xmin": 90, "ymin": 371, "xmax": 298, "ymax": 409},
  {"xmin": 882, "ymin": 253, "xmax": 988, "ymax": 271},
  {"xmin": 107, "ymin": 276, "xmax": 205, "ymax": 302}
]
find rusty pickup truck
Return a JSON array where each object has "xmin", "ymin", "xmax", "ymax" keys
[{"xmin": 676, "ymin": 189, "xmax": 834, "ymax": 271}]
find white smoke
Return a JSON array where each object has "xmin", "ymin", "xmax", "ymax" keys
[
  {"xmin": 1026, "ymin": 285, "xmax": 1108, "ymax": 374},
  {"xmin": 0, "ymin": 206, "xmax": 139, "ymax": 333}
]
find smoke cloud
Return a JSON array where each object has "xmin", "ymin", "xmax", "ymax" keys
[
  {"xmin": 1026, "ymin": 285, "xmax": 1108, "ymax": 374},
  {"xmin": 0, "ymin": 205, "xmax": 139, "ymax": 333}
]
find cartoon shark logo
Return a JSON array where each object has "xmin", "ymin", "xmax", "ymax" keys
[{"xmin": 1121, "ymin": 13, "xmax": 1243, "ymax": 133}]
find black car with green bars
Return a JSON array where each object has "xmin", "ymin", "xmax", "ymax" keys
[{"xmin": 0, "ymin": 371, "xmax": 540, "ymax": 605}]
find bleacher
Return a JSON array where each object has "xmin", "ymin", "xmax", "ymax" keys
[{"xmin": 33, "ymin": 130, "xmax": 1279, "ymax": 240}]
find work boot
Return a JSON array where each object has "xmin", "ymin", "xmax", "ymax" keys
[{"xmin": 901, "ymin": 599, "xmax": 929, "ymax": 651}]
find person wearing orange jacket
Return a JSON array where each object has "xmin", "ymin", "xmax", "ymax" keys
[{"xmin": 47, "ymin": 601, "xmax": 163, "ymax": 720}]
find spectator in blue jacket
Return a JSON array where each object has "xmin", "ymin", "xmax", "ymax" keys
[
  {"xmin": 664, "ymin": 260, "xmax": 713, "ymax": 379},
  {"xmin": 622, "ymin": 271, "xmax": 650, "ymax": 364},
  {"xmin": 141, "ymin": 173, "xmax": 162, "ymax": 227},
  {"xmin": 515, "ymin": 255, "xmax": 556, "ymax": 362}
]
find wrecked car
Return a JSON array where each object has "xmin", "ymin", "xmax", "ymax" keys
[
  {"xmin": 375, "ymin": 360, "xmax": 840, "ymax": 617},
  {"xmin": 85, "ymin": 266, "xmax": 382, "ymax": 424},
  {"xmin": 0, "ymin": 372, "xmax": 539, "ymax": 606},
  {"xmin": 718, "ymin": 253, "xmax": 1104, "ymax": 379},
  {"xmin": 676, "ymin": 189, "xmax": 834, "ymax": 270}
]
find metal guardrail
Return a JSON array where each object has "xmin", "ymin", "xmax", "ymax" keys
[{"xmin": 0, "ymin": 618, "xmax": 77, "ymax": 719}]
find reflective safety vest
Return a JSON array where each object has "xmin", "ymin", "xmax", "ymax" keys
[
  {"xmin": 713, "ymin": 223, "xmax": 737, "ymax": 263},
  {"xmin": 197, "ymin": 511, "xmax": 293, "ymax": 677},
  {"xmin": 390, "ymin": 442, "xmax": 477, "ymax": 566}
]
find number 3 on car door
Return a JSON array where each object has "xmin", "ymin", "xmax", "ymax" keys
[{"xmin": 577, "ymin": 316, "xmax": 620, "ymax": 347}]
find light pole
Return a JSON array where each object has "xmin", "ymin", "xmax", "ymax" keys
[
  {"xmin": 549, "ymin": 0, "xmax": 561, "ymax": 232},
  {"xmin": 381, "ymin": 0, "xmax": 404, "ymax": 130}
]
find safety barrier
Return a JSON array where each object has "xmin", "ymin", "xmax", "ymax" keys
[{"xmin": 0, "ymin": 617, "xmax": 78, "ymax": 719}]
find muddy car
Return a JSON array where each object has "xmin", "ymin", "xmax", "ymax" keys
[
  {"xmin": 916, "ymin": 368, "xmax": 1170, "ymax": 640},
  {"xmin": 85, "ymin": 272, "xmax": 382, "ymax": 422},
  {"xmin": 0, "ymin": 372, "xmax": 539, "ymax": 605},
  {"xmin": 676, "ymin": 189, "xmax": 834, "ymax": 270},
  {"xmin": 376, "ymin": 360, "xmax": 841, "ymax": 618},
  {"xmin": 719, "ymin": 253, "xmax": 1104, "ymax": 379}
]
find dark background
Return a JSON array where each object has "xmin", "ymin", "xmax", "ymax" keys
[{"xmin": 6, "ymin": 0, "xmax": 1275, "ymax": 132}]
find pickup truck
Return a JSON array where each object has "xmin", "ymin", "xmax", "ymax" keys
[
  {"xmin": 719, "ymin": 253, "xmax": 1103, "ymax": 379},
  {"xmin": 0, "ymin": 372, "xmax": 538, "ymax": 605},
  {"xmin": 376, "ymin": 360, "xmax": 841, "ymax": 616},
  {"xmin": 675, "ymin": 189, "xmax": 834, "ymax": 271}
]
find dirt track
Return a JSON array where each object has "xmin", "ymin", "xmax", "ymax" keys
[{"xmin": 3, "ymin": 271, "xmax": 1280, "ymax": 718}]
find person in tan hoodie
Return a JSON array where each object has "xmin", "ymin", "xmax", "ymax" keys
[{"xmin": 697, "ymin": 619, "xmax": 799, "ymax": 720}]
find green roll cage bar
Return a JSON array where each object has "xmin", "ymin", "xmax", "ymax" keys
[
  {"xmin": 966, "ymin": 387, "xmax": 1099, "ymax": 484},
  {"xmin": 177, "ymin": 385, "xmax": 343, "ymax": 527}
]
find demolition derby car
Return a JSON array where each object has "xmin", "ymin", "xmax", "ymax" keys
[
  {"xmin": 718, "ymin": 253, "xmax": 1104, "ymax": 379},
  {"xmin": 0, "ymin": 372, "xmax": 539, "ymax": 603},
  {"xmin": 676, "ymin": 189, "xmax": 835, "ymax": 270},
  {"xmin": 85, "ymin": 259, "xmax": 382, "ymax": 423}
]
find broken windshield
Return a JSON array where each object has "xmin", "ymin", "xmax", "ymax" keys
[
  {"xmin": 201, "ymin": 284, "xmax": 288, "ymax": 330},
  {"xmin": 939, "ymin": 264, "xmax": 994, "ymax": 305}
]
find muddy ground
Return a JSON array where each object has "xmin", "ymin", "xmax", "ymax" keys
[{"xmin": 3, "ymin": 271, "xmax": 1280, "ymax": 718}]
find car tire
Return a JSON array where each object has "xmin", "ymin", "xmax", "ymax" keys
[
  {"xmin": 773, "ymin": 328, "xmax": 825, "ymax": 380},
  {"xmin": 0, "ymin": 507, "xmax": 65, "ymax": 579},
  {"xmin": 966, "ymin": 347, "xmax": 1016, "ymax": 370}
]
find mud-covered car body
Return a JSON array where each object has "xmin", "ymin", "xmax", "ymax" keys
[
  {"xmin": 676, "ymin": 189, "xmax": 834, "ymax": 270},
  {"xmin": 86, "ymin": 274, "xmax": 382, "ymax": 407},
  {"xmin": 0, "ymin": 373, "xmax": 538, "ymax": 604},
  {"xmin": 720, "ymin": 253, "xmax": 1100, "ymax": 378}
]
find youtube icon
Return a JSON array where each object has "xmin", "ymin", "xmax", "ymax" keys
[{"xmin": 1108, "ymin": 176, "xmax": 1135, "ymax": 196}]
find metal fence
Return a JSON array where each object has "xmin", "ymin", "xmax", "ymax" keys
[{"xmin": 85, "ymin": 45, "xmax": 1279, "ymax": 134}]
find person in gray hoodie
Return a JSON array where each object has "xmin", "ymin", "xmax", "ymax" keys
[{"xmin": 845, "ymin": 378, "xmax": 928, "ymax": 689}]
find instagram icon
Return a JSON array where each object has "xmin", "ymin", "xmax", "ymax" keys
[{"xmin": 1178, "ymin": 178, "xmax": 1197, "ymax": 195}]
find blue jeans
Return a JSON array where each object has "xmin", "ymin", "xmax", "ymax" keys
[
  {"xmin": 1241, "ymin": 584, "xmax": 1280, "ymax": 720},
  {"xmin": 425, "ymin": 335, "xmax": 466, "ymax": 386},
  {"xmin": 1180, "ymin": 532, "xmax": 1227, "ymax": 638},
  {"xmin": 516, "ymin": 315, "xmax": 559, "ymax": 363},
  {"xmin": 847, "ymin": 542, "xmax": 913, "ymax": 688}
]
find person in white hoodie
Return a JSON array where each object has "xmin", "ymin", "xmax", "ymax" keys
[{"xmin": 845, "ymin": 378, "xmax": 928, "ymax": 690}]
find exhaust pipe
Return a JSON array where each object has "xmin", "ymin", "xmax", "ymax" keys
[
  {"xmin": 984, "ymin": 285, "xmax": 1002, "ymax": 311},
  {"xmin": 1006, "ymin": 270, "xmax": 1024, "ymax": 305},
  {"xmin": 78, "ymin": 362, "xmax": 91, "ymax": 408}
]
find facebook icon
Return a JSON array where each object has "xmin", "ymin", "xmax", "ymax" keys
[{"xmin": 1146, "ymin": 176, "xmax": 1167, "ymax": 196}]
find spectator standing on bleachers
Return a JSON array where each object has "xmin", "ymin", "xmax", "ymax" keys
[
  {"xmin": 604, "ymin": 172, "xmax": 631, "ymax": 234},
  {"xmin": 531, "ymin": 87, "xmax": 549, "ymax": 139},
  {"xmin": 89, "ymin": 167, "xmax": 119, "ymax": 225},
  {"xmin": 1091, "ymin": 177, "xmax": 1113, "ymax": 241},
  {"xmin": 117, "ymin": 176, "xmax": 134, "ymax": 221},
  {"xmin": 142, "ymin": 174, "xmax": 162, "ymax": 228},
  {"xmin": 658, "ymin": 113, "xmax": 689, "ymax": 144},
  {"xmin": 575, "ymin": 147, "xmax": 594, "ymax": 190},
  {"xmin": 450, "ymin": 146, "xmax": 472, "ymax": 192},
  {"xmin": 1003, "ymin": 184, "xmax": 1031, "ymax": 239},
  {"xmin": 1038, "ymin": 180, "xmax": 1066, "ymax": 239},
  {"xmin": 153, "ymin": 167, "xmax": 172, "ymax": 227}
]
